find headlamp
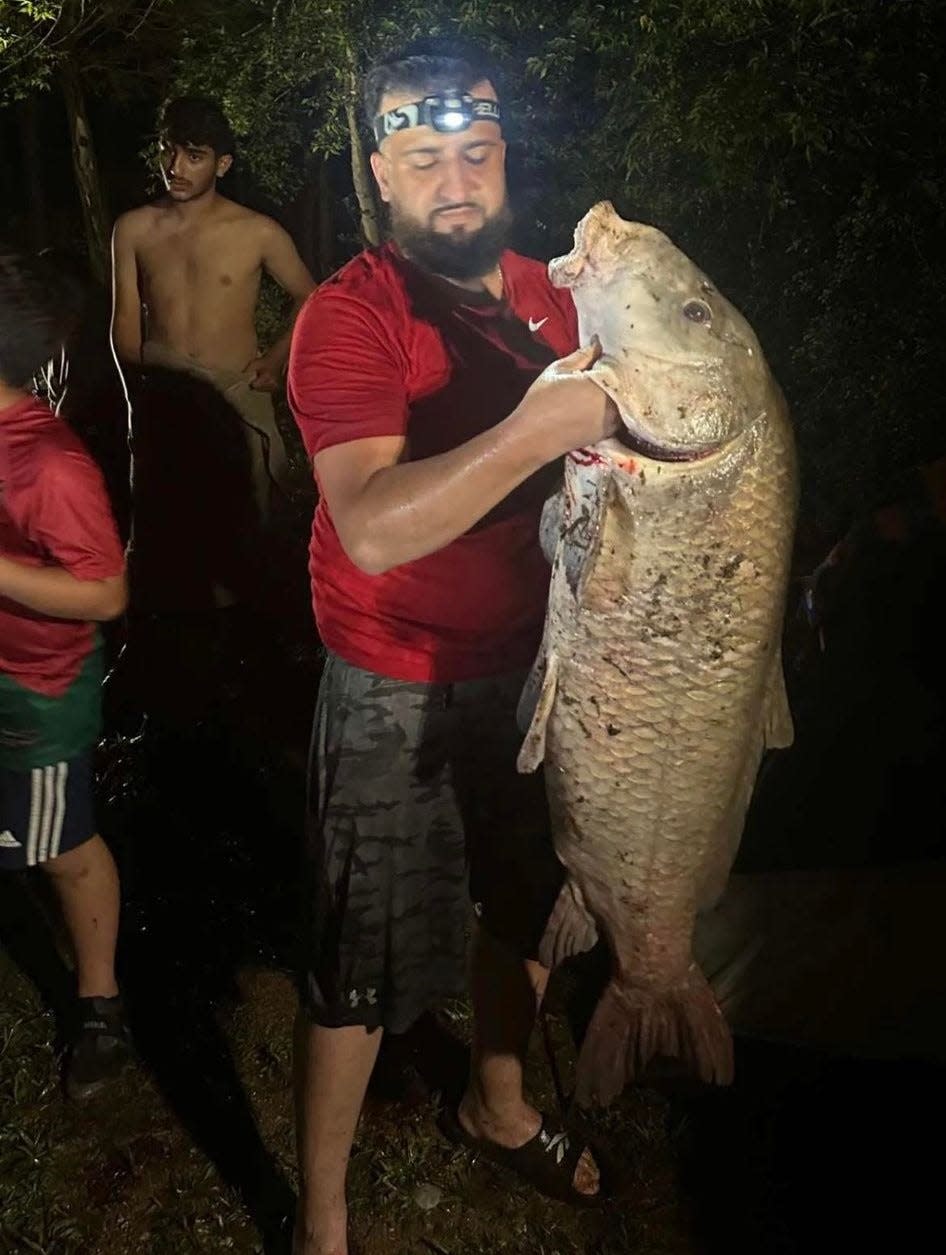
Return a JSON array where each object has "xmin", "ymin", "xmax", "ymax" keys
[{"xmin": 373, "ymin": 93, "xmax": 502, "ymax": 147}]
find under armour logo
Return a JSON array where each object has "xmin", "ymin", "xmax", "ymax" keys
[
  {"xmin": 541, "ymin": 1129, "xmax": 570, "ymax": 1166},
  {"xmin": 528, "ymin": 316, "xmax": 548, "ymax": 333},
  {"xmin": 347, "ymin": 987, "xmax": 378, "ymax": 1008}
]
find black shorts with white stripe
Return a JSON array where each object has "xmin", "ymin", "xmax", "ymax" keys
[{"xmin": 0, "ymin": 752, "xmax": 96, "ymax": 871}]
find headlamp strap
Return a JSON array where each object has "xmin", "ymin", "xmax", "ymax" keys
[{"xmin": 373, "ymin": 93, "xmax": 502, "ymax": 146}]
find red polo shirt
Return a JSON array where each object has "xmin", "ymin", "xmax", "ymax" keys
[{"xmin": 288, "ymin": 243, "xmax": 578, "ymax": 682}]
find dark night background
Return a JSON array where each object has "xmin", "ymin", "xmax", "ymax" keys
[{"xmin": 1, "ymin": 2, "xmax": 944, "ymax": 1253}]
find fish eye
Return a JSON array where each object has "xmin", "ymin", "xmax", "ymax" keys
[{"xmin": 683, "ymin": 299, "xmax": 712, "ymax": 325}]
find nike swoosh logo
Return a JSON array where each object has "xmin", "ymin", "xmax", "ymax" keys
[{"xmin": 528, "ymin": 317, "xmax": 548, "ymax": 333}]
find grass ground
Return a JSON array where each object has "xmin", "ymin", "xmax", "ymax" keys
[{"xmin": 0, "ymin": 947, "xmax": 695, "ymax": 1255}]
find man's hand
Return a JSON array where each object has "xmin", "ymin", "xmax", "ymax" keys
[
  {"xmin": 513, "ymin": 340, "xmax": 621, "ymax": 462},
  {"xmin": 253, "ymin": 218, "xmax": 316, "ymax": 392},
  {"xmin": 245, "ymin": 349, "xmax": 284, "ymax": 392}
]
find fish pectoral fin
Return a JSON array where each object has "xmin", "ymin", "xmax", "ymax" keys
[
  {"xmin": 763, "ymin": 648, "xmax": 794, "ymax": 749},
  {"xmin": 575, "ymin": 474, "xmax": 636, "ymax": 612},
  {"xmin": 539, "ymin": 489, "xmax": 564, "ymax": 565},
  {"xmin": 516, "ymin": 652, "xmax": 559, "ymax": 772},
  {"xmin": 537, "ymin": 877, "xmax": 599, "ymax": 969}
]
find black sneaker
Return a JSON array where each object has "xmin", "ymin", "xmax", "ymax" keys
[{"xmin": 64, "ymin": 994, "xmax": 134, "ymax": 1101}]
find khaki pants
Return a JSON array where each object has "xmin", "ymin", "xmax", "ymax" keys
[{"xmin": 141, "ymin": 340, "xmax": 289, "ymax": 519}]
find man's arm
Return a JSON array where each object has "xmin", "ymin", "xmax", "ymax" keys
[
  {"xmin": 248, "ymin": 219, "xmax": 317, "ymax": 391},
  {"xmin": 0, "ymin": 558, "xmax": 127, "ymax": 621},
  {"xmin": 315, "ymin": 344, "xmax": 617, "ymax": 575},
  {"xmin": 7, "ymin": 444, "xmax": 128, "ymax": 621},
  {"xmin": 110, "ymin": 214, "xmax": 143, "ymax": 365}
]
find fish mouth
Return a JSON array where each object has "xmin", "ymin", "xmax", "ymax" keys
[
  {"xmin": 550, "ymin": 200, "xmax": 624, "ymax": 289},
  {"xmin": 615, "ymin": 421, "xmax": 718, "ymax": 463}
]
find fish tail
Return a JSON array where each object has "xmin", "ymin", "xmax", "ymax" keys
[{"xmin": 573, "ymin": 970, "xmax": 734, "ymax": 1106}]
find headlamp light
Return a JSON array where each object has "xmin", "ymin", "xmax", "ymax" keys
[{"xmin": 373, "ymin": 92, "xmax": 502, "ymax": 147}]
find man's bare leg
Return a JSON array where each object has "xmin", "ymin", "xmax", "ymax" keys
[
  {"xmin": 293, "ymin": 1014, "xmax": 382, "ymax": 1255},
  {"xmin": 458, "ymin": 926, "xmax": 599, "ymax": 1195},
  {"xmin": 41, "ymin": 835, "xmax": 120, "ymax": 998}
]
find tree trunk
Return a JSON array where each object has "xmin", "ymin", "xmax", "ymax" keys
[
  {"xmin": 59, "ymin": 62, "xmax": 109, "ymax": 284},
  {"xmin": 16, "ymin": 95, "xmax": 49, "ymax": 253},
  {"xmin": 298, "ymin": 158, "xmax": 335, "ymax": 279},
  {"xmin": 345, "ymin": 73, "xmax": 380, "ymax": 247},
  {"xmin": 318, "ymin": 158, "xmax": 335, "ymax": 278},
  {"xmin": 298, "ymin": 165, "xmax": 320, "ymax": 275}
]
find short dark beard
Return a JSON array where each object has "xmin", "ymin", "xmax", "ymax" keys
[{"xmin": 390, "ymin": 201, "xmax": 513, "ymax": 281}]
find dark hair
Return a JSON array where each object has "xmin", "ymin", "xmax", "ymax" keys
[
  {"xmin": 363, "ymin": 37, "xmax": 498, "ymax": 126},
  {"xmin": 0, "ymin": 250, "xmax": 83, "ymax": 389},
  {"xmin": 161, "ymin": 96, "xmax": 236, "ymax": 157}
]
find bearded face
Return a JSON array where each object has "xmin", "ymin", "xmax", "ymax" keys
[
  {"xmin": 370, "ymin": 80, "xmax": 511, "ymax": 281},
  {"xmin": 388, "ymin": 197, "xmax": 513, "ymax": 281}
]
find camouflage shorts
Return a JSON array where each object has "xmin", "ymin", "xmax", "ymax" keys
[{"xmin": 300, "ymin": 652, "xmax": 564, "ymax": 1033}]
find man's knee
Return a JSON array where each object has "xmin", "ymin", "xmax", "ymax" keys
[{"xmin": 40, "ymin": 834, "xmax": 102, "ymax": 882}]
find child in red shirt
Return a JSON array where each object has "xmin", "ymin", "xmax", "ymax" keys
[{"xmin": 0, "ymin": 250, "xmax": 132, "ymax": 1099}]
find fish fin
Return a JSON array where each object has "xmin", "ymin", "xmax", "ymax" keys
[
  {"xmin": 575, "ymin": 474, "xmax": 636, "ymax": 612},
  {"xmin": 537, "ymin": 877, "xmax": 599, "ymax": 969},
  {"xmin": 539, "ymin": 489, "xmax": 564, "ymax": 564},
  {"xmin": 763, "ymin": 648, "xmax": 794, "ymax": 748},
  {"xmin": 574, "ymin": 972, "xmax": 734, "ymax": 1107},
  {"xmin": 698, "ymin": 650, "xmax": 795, "ymax": 909},
  {"xmin": 517, "ymin": 651, "xmax": 559, "ymax": 773}
]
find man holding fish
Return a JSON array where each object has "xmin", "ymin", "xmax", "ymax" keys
[{"xmin": 287, "ymin": 36, "xmax": 618, "ymax": 1255}]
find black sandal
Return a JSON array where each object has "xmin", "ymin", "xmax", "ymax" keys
[{"xmin": 438, "ymin": 1105, "xmax": 606, "ymax": 1208}]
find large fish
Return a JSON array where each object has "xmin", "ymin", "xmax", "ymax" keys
[{"xmin": 519, "ymin": 202, "xmax": 798, "ymax": 1105}]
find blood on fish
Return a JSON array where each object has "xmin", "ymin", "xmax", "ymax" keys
[{"xmin": 569, "ymin": 448, "xmax": 606, "ymax": 466}]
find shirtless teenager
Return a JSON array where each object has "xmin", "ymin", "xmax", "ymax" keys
[{"xmin": 110, "ymin": 97, "xmax": 316, "ymax": 516}]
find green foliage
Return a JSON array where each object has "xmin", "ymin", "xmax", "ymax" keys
[
  {"xmin": 446, "ymin": 0, "xmax": 945, "ymax": 530},
  {"xmin": 166, "ymin": 1, "xmax": 482, "ymax": 203},
  {"xmin": 0, "ymin": 0, "xmax": 64, "ymax": 97},
  {"xmin": 3, "ymin": 0, "xmax": 941, "ymax": 528},
  {"xmin": 0, "ymin": 1, "xmax": 183, "ymax": 103}
]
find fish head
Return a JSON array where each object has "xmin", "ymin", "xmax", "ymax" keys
[{"xmin": 550, "ymin": 202, "xmax": 773, "ymax": 464}]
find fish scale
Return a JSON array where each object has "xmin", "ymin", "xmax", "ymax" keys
[{"xmin": 518, "ymin": 203, "xmax": 797, "ymax": 1105}]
